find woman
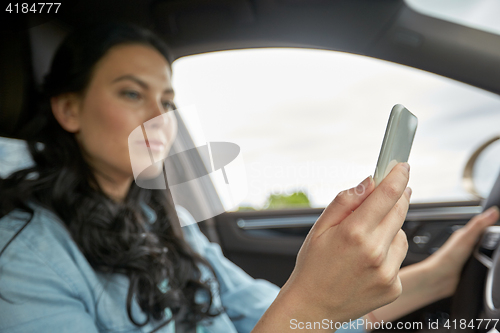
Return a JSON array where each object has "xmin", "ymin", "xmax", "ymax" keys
[{"xmin": 0, "ymin": 23, "xmax": 498, "ymax": 333}]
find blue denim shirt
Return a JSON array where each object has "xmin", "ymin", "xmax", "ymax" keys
[{"xmin": 0, "ymin": 203, "xmax": 366, "ymax": 333}]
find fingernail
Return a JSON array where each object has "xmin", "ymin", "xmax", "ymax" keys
[
  {"xmin": 356, "ymin": 176, "xmax": 372, "ymax": 194},
  {"xmin": 405, "ymin": 187, "xmax": 412, "ymax": 198},
  {"xmin": 402, "ymin": 162, "xmax": 410, "ymax": 172},
  {"xmin": 484, "ymin": 206, "xmax": 499, "ymax": 219}
]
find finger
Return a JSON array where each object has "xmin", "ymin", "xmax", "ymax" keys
[
  {"xmin": 382, "ymin": 229, "xmax": 408, "ymax": 274},
  {"xmin": 313, "ymin": 176, "xmax": 375, "ymax": 235},
  {"xmin": 351, "ymin": 163, "xmax": 410, "ymax": 231},
  {"xmin": 373, "ymin": 187, "xmax": 412, "ymax": 250},
  {"xmin": 464, "ymin": 206, "xmax": 499, "ymax": 235},
  {"xmin": 367, "ymin": 229, "xmax": 407, "ymax": 304},
  {"xmin": 453, "ymin": 206, "xmax": 500, "ymax": 248},
  {"xmin": 374, "ymin": 229, "xmax": 407, "ymax": 303}
]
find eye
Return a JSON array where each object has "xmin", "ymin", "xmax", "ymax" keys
[
  {"xmin": 162, "ymin": 101, "xmax": 175, "ymax": 111},
  {"xmin": 120, "ymin": 90, "xmax": 142, "ymax": 101}
]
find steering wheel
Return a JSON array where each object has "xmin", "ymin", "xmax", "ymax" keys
[{"xmin": 449, "ymin": 170, "xmax": 500, "ymax": 333}]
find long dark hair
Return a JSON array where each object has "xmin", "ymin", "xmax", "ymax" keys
[{"xmin": 0, "ymin": 22, "xmax": 221, "ymax": 331}]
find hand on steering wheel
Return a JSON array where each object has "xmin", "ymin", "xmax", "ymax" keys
[{"xmin": 424, "ymin": 206, "xmax": 499, "ymax": 299}]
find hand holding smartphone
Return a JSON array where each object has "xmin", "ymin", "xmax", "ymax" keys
[{"xmin": 373, "ymin": 104, "xmax": 418, "ymax": 187}]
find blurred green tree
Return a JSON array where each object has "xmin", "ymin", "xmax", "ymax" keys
[
  {"xmin": 237, "ymin": 205, "xmax": 257, "ymax": 211},
  {"xmin": 263, "ymin": 190, "xmax": 311, "ymax": 209}
]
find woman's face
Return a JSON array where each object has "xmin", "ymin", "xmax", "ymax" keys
[{"xmin": 69, "ymin": 43, "xmax": 177, "ymax": 186}]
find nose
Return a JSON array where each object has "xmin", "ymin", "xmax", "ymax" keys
[{"xmin": 146, "ymin": 100, "xmax": 167, "ymax": 129}]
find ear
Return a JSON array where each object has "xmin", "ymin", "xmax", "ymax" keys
[{"xmin": 50, "ymin": 93, "xmax": 82, "ymax": 133}]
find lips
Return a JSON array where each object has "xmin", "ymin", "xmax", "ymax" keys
[{"xmin": 142, "ymin": 139, "xmax": 166, "ymax": 151}]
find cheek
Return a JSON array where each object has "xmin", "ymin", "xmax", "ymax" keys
[
  {"xmin": 166, "ymin": 113, "xmax": 178, "ymax": 149},
  {"xmin": 78, "ymin": 94, "xmax": 140, "ymax": 172}
]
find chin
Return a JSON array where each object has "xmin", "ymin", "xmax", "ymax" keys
[
  {"xmin": 132, "ymin": 160, "xmax": 171, "ymax": 190},
  {"xmin": 136, "ymin": 161, "xmax": 164, "ymax": 179}
]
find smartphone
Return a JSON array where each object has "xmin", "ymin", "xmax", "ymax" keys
[{"xmin": 373, "ymin": 104, "xmax": 418, "ymax": 187}]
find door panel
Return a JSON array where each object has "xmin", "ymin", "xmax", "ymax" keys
[
  {"xmin": 215, "ymin": 201, "xmax": 482, "ymax": 286},
  {"xmin": 215, "ymin": 207, "xmax": 322, "ymax": 286}
]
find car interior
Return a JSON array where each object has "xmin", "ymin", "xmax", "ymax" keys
[{"xmin": 2, "ymin": 0, "xmax": 500, "ymax": 332}]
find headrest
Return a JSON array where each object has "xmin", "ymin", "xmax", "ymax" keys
[{"xmin": 0, "ymin": 22, "xmax": 69, "ymax": 139}]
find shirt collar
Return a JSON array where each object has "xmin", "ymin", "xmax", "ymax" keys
[{"xmin": 140, "ymin": 202, "xmax": 157, "ymax": 225}]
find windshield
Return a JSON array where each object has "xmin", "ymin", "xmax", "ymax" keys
[{"xmin": 172, "ymin": 48, "xmax": 500, "ymax": 210}]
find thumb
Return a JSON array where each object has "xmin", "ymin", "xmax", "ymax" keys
[{"xmin": 313, "ymin": 176, "xmax": 375, "ymax": 235}]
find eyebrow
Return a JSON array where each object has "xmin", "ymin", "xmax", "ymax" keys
[{"xmin": 111, "ymin": 74, "xmax": 174, "ymax": 94}]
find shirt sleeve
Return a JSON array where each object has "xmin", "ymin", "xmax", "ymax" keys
[
  {"xmin": 177, "ymin": 206, "xmax": 280, "ymax": 333},
  {"xmin": 0, "ymin": 233, "xmax": 99, "ymax": 333},
  {"xmin": 335, "ymin": 318, "xmax": 368, "ymax": 333}
]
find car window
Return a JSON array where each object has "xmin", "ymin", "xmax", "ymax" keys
[
  {"xmin": 406, "ymin": 0, "xmax": 500, "ymax": 36},
  {"xmin": 171, "ymin": 48, "xmax": 500, "ymax": 210}
]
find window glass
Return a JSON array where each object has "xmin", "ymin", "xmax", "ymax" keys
[
  {"xmin": 172, "ymin": 48, "xmax": 500, "ymax": 210},
  {"xmin": 406, "ymin": 0, "xmax": 500, "ymax": 36}
]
